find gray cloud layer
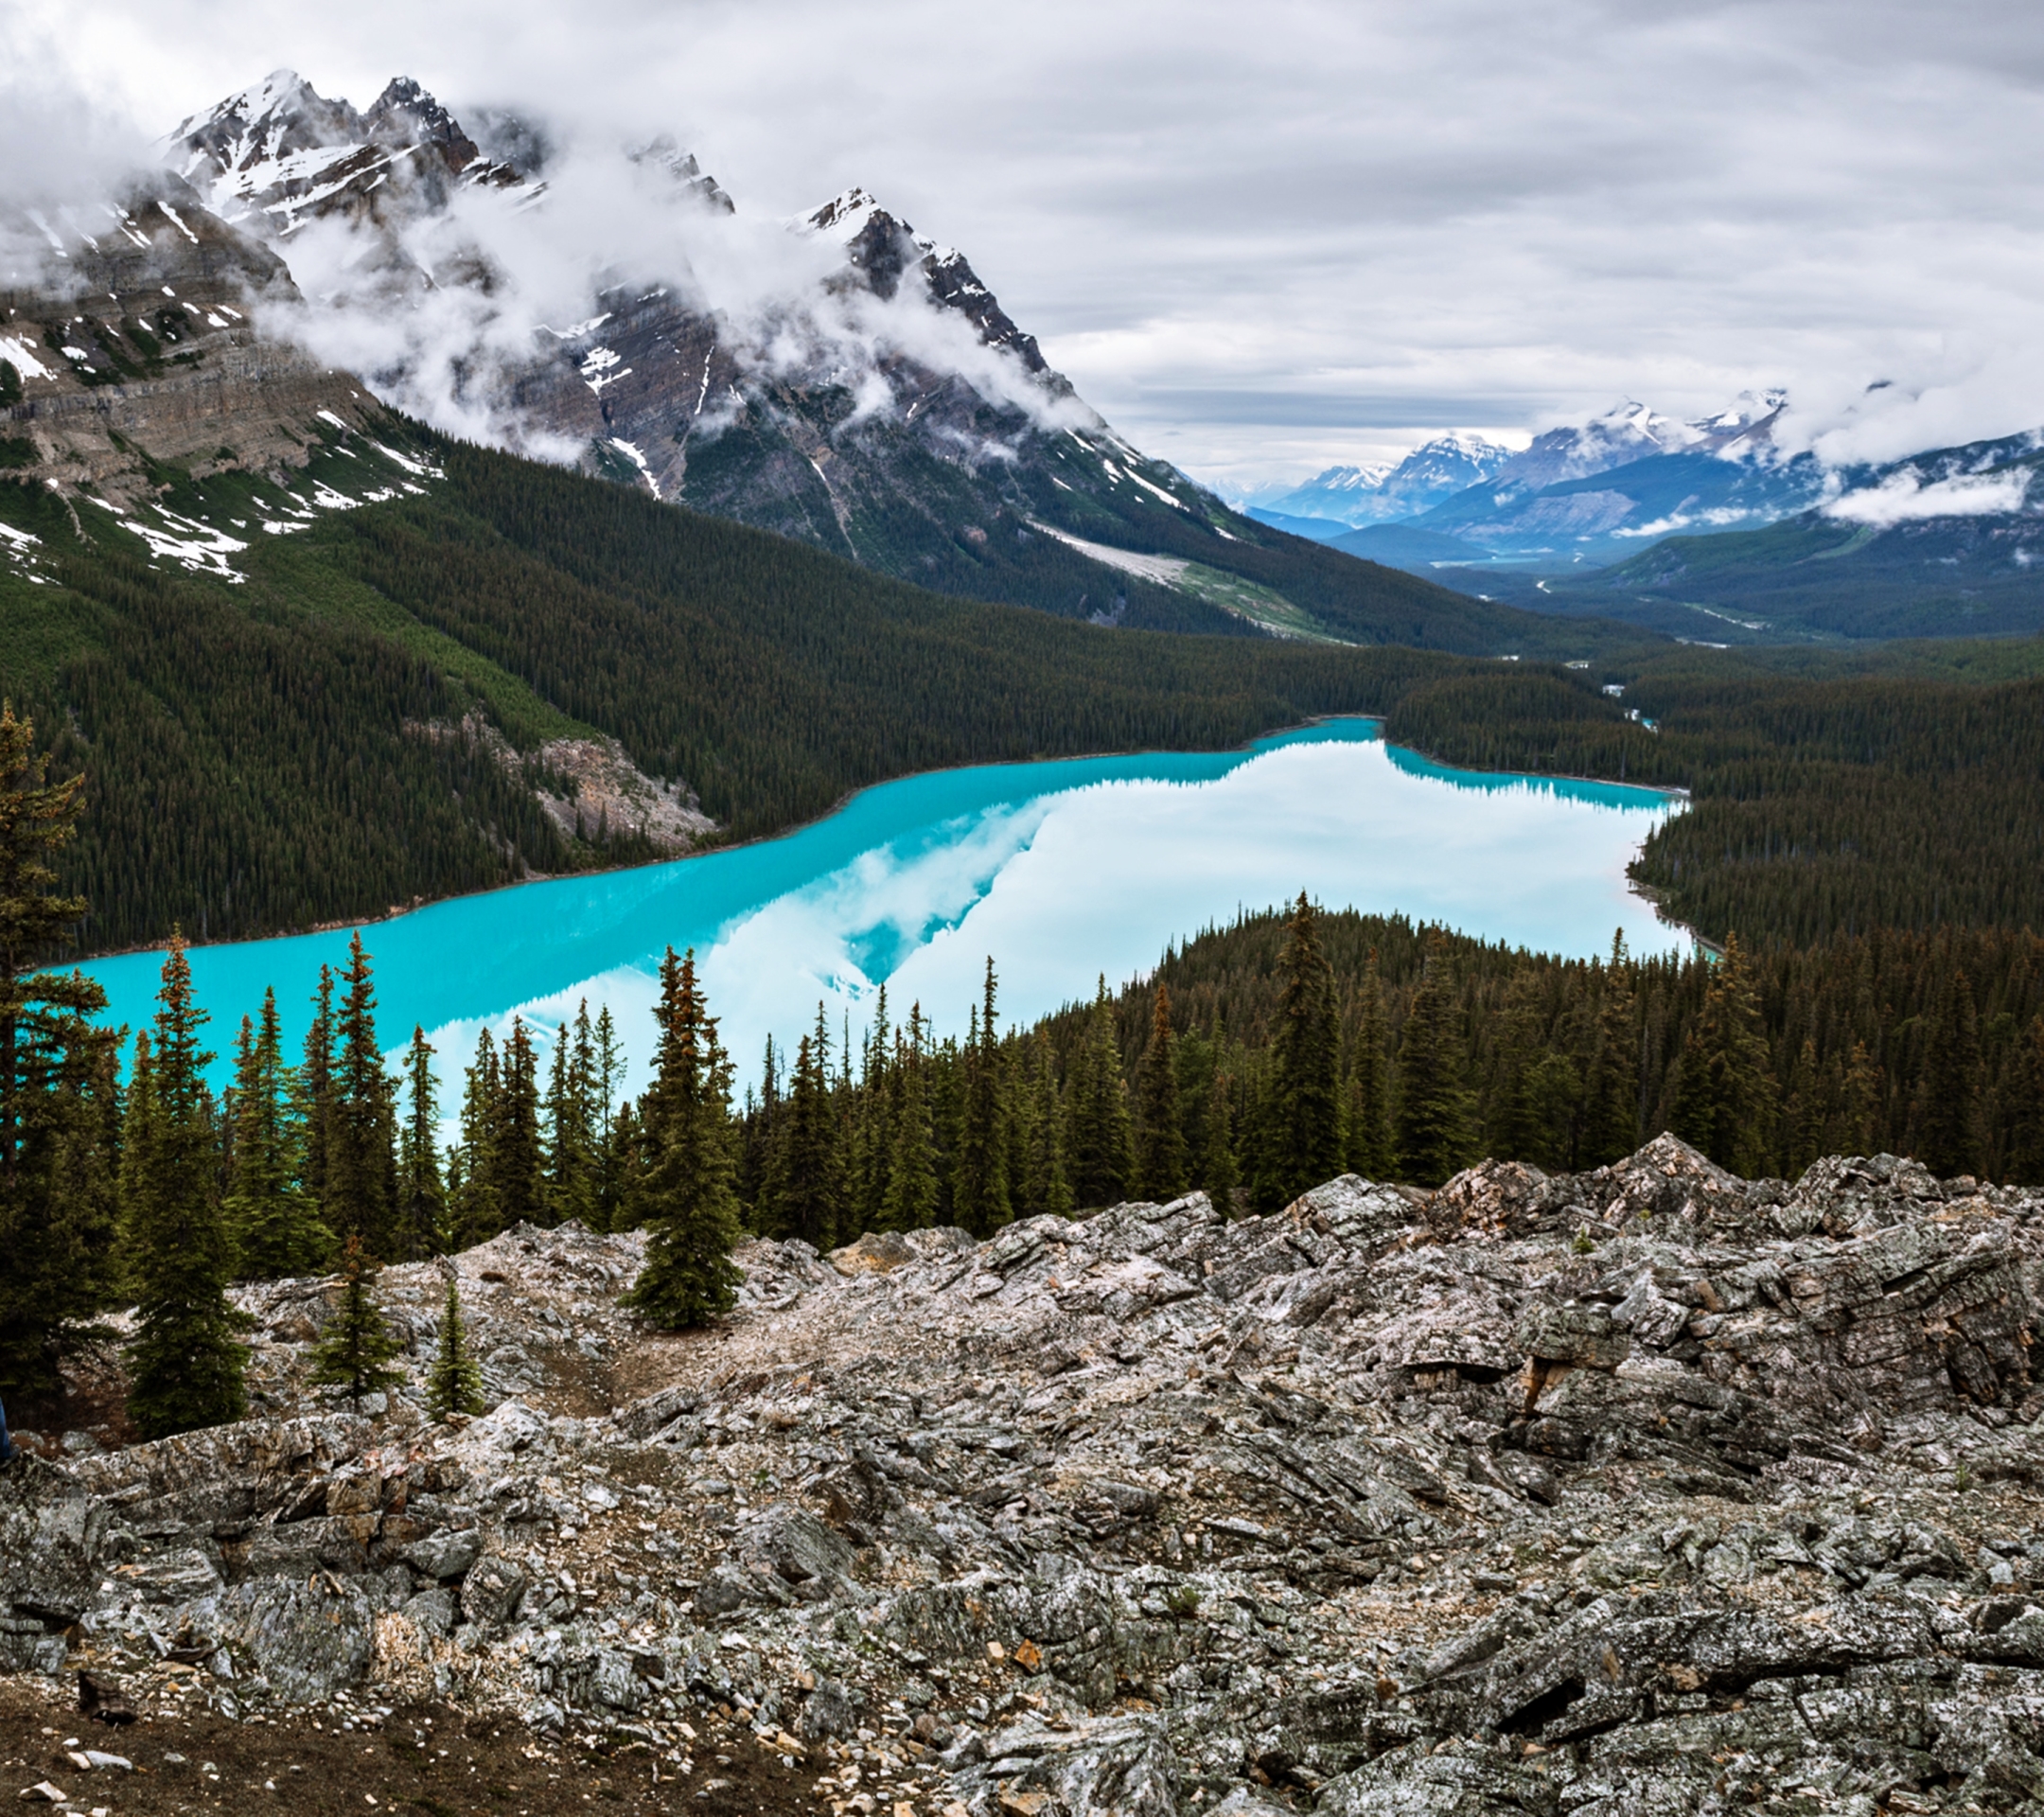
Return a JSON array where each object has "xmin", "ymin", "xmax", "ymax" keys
[{"xmin": 9, "ymin": 0, "xmax": 2044, "ymax": 487}]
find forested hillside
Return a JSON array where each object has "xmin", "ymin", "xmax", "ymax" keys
[
  {"xmin": 1383, "ymin": 664, "xmax": 2044, "ymax": 944},
  {"xmin": 0, "ymin": 425, "xmax": 1538, "ymax": 953}
]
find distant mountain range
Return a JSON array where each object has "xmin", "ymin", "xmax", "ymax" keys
[
  {"xmin": 1247, "ymin": 432, "xmax": 1512, "ymax": 532},
  {"xmin": 0, "ymin": 70, "xmax": 1648, "ymax": 659}
]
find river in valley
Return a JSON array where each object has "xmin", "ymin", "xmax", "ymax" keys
[{"xmin": 81, "ymin": 719, "xmax": 1683, "ymax": 1095}]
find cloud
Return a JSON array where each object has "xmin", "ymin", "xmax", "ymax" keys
[
  {"xmin": 1821, "ymin": 467, "xmax": 2034, "ymax": 528},
  {"xmin": 4, "ymin": 0, "xmax": 2043, "ymax": 487}
]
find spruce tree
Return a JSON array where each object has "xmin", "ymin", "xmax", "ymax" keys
[
  {"xmin": 623, "ymin": 948, "xmax": 744, "ymax": 1328},
  {"xmin": 227, "ymin": 987, "xmax": 326, "ymax": 1278},
  {"xmin": 882, "ymin": 1008, "xmax": 941, "ymax": 1230},
  {"xmin": 1267, "ymin": 894, "xmax": 1344, "ymax": 1204},
  {"xmin": 1394, "ymin": 933, "xmax": 1480, "ymax": 1187},
  {"xmin": 297, "ymin": 964, "xmax": 336, "ymax": 1228},
  {"xmin": 543, "ymin": 1013, "xmax": 594, "ymax": 1228},
  {"xmin": 494, "ymin": 1019, "xmax": 545, "ymax": 1226},
  {"xmin": 1667, "ymin": 935, "xmax": 1776, "ymax": 1176},
  {"xmin": 1066, "ymin": 979, "xmax": 1133, "ymax": 1208},
  {"xmin": 0, "ymin": 704, "xmax": 120, "ymax": 1403},
  {"xmin": 590, "ymin": 1005, "xmax": 627, "ymax": 1233},
  {"xmin": 1912, "ymin": 966, "xmax": 1984, "ymax": 1178},
  {"xmin": 426, "ymin": 1275, "xmax": 485, "ymax": 1420},
  {"xmin": 1132, "ymin": 982, "xmax": 1188, "ymax": 1202},
  {"xmin": 954, "ymin": 961, "xmax": 1012, "ymax": 1235},
  {"xmin": 397, "ymin": 1026, "xmax": 445, "ymax": 1259},
  {"xmin": 122, "ymin": 937, "xmax": 248, "ymax": 1440},
  {"xmin": 1346, "ymin": 950, "xmax": 1395, "ymax": 1179},
  {"xmin": 309, "ymin": 1235, "xmax": 406, "ymax": 1408},
  {"xmin": 1577, "ymin": 942, "xmax": 1640, "ymax": 1168},
  {"xmin": 449, "ymin": 1027, "xmax": 501, "ymax": 1245},
  {"xmin": 780, "ymin": 1009, "xmax": 847, "ymax": 1249},
  {"xmin": 1016, "ymin": 1029, "xmax": 1072, "ymax": 1219},
  {"xmin": 326, "ymin": 934, "xmax": 397, "ymax": 1253}
]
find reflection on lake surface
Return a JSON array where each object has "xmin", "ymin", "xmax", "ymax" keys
[{"xmin": 81, "ymin": 720, "xmax": 1682, "ymax": 1095}]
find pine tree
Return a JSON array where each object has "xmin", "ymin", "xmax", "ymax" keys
[
  {"xmin": 426, "ymin": 1274, "xmax": 485, "ymax": 1420},
  {"xmin": 1667, "ymin": 935, "xmax": 1776, "ymax": 1176},
  {"xmin": 1201, "ymin": 1065, "xmax": 1239, "ymax": 1215},
  {"xmin": 1395, "ymin": 932, "xmax": 1480, "ymax": 1187},
  {"xmin": 227, "ymin": 987, "xmax": 326, "ymax": 1278},
  {"xmin": 449, "ymin": 1027, "xmax": 501, "ymax": 1245},
  {"xmin": 296, "ymin": 965, "xmax": 336, "ymax": 1229},
  {"xmin": 882, "ymin": 1008, "xmax": 941, "ymax": 1230},
  {"xmin": 494, "ymin": 1019, "xmax": 545, "ymax": 1226},
  {"xmin": 1132, "ymin": 982, "xmax": 1188, "ymax": 1202},
  {"xmin": 1267, "ymin": 893, "xmax": 1344, "ymax": 1203},
  {"xmin": 1577, "ymin": 940, "xmax": 1639, "ymax": 1168},
  {"xmin": 0, "ymin": 704, "xmax": 119, "ymax": 1404},
  {"xmin": 623, "ymin": 949, "xmax": 745, "ymax": 1328},
  {"xmin": 590, "ymin": 1005, "xmax": 627, "ymax": 1233},
  {"xmin": 1066, "ymin": 979, "xmax": 1133, "ymax": 1208},
  {"xmin": 309, "ymin": 1234, "xmax": 406, "ymax": 1408},
  {"xmin": 326, "ymin": 934, "xmax": 397, "ymax": 1254},
  {"xmin": 954, "ymin": 961, "xmax": 1012, "ymax": 1236},
  {"xmin": 1016, "ymin": 1030, "xmax": 1071, "ymax": 1219},
  {"xmin": 779, "ymin": 1009, "xmax": 847, "ymax": 1250},
  {"xmin": 122, "ymin": 937, "xmax": 248, "ymax": 1440},
  {"xmin": 543, "ymin": 1012, "xmax": 594, "ymax": 1228},
  {"xmin": 1346, "ymin": 951, "xmax": 1395, "ymax": 1179},
  {"xmin": 1913, "ymin": 966, "xmax": 1984, "ymax": 1178},
  {"xmin": 397, "ymin": 1026, "xmax": 445, "ymax": 1260}
]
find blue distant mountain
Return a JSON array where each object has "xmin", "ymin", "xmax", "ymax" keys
[{"xmin": 1252, "ymin": 432, "xmax": 1513, "ymax": 528}]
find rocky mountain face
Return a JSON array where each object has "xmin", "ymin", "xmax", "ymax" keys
[
  {"xmin": 0, "ymin": 178, "xmax": 379, "ymax": 508},
  {"xmin": 1252, "ymin": 435, "xmax": 1513, "ymax": 532},
  {"xmin": 8, "ymin": 1135, "xmax": 2044, "ymax": 1814}
]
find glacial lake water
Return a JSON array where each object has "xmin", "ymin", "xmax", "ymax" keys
[{"xmin": 80, "ymin": 719, "xmax": 1683, "ymax": 1098}]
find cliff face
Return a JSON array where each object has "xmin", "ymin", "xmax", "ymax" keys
[
  {"xmin": 1, "ymin": 181, "xmax": 379, "ymax": 506},
  {"xmin": 8, "ymin": 1135, "xmax": 2044, "ymax": 1813}
]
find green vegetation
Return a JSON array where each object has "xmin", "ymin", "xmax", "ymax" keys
[
  {"xmin": 308, "ymin": 1234, "xmax": 406, "ymax": 1409},
  {"xmin": 1383, "ymin": 665, "xmax": 2044, "ymax": 945},
  {"xmin": 426, "ymin": 1277, "xmax": 485, "ymax": 1421},
  {"xmin": 0, "ymin": 421, "xmax": 1609, "ymax": 955}
]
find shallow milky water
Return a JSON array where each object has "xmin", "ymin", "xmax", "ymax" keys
[{"xmin": 81, "ymin": 719, "xmax": 1683, "ymax": 1096}]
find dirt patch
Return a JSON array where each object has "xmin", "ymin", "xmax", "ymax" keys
[{"xmin": 0, "ymin": 1679, "xmax": 828, "ymax": 1816}]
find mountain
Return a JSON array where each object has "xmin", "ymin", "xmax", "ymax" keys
[
  {"xmin": 1543, "ymin": 429, "xmax": 2044, "ymax": 642},
  {"xmin": 143, "ymin": 72, "xmax": 1608, "ymax": 652},
  {"xmin": 1248, "ymin": 432, "xmax": 1511, "ymax": 530}
]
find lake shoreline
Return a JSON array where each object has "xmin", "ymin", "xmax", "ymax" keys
[{"xmin": 66, "ymin": 714, "xmax": 1685, "ymax": 968}]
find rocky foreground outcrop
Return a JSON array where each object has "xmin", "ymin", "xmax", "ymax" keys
[{"xmin": 9, "ymin": 1136, "xmax": 2044, "ymax": 1815}]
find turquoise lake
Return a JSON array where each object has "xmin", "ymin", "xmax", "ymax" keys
[{"xmin": 80, "ymin": 719, "xmax": 1683, "ymax": 1097}]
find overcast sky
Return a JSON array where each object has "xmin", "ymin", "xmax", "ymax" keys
[{"xmin": 9, "ymin": 0, "xmax": 2044, "ymax": 488}]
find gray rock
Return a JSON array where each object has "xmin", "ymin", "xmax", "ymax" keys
[
  {"xmin": 204, "ymin": 1574, "xmax": 375, "ymax": 1702},
  {"xmin": 401, "ymin": 1526, "xmax": 483, "ymax": 1581}
]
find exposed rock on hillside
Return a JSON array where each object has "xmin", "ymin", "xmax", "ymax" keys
[{"xmin": 9, "ymin": 1136, "xmax": 2044, "ymax": 1815}]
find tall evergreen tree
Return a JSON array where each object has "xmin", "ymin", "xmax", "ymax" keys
[
  {"xmin": 1913, "ymin": 966, "xmax": 1984, "ymax": 1177},
  {"xmin": 1132, "ymin": 981, "xmax": 1188, "ymax": 1202},
  {"xmin": 1016, "ymin": 1029, "xmax": 1073, "ymax": 1219},
  {"xmin": 427, "ymin": 1274, "xmax": 485, "ymax": 1420},
  {"xmin": 543, "ymin": 1012, "xmax": 595, "ymax": 1228},
  {"xmin": 0, "ymin": 705, "xmax": 119, "ymax": 1404},
  {"xmin": 2011, "ymin": 1016, "xmax": 2044, "ymax": 1186},
  {"xmin": 121, "ymin": 937, "xmax": 248, "ymax": 1439},
  {"xmin": 326, "ymin": 934, "xmax": 396, "ymax": 1253},
  {"xmin": 296, "ymin": 965, "xmax": 336, "ymax": 1231},
  {"xmin": 227, "ymin": 987, "xmax": 326, "ymax": 1277},
  {"xmin": 309, "ymin": 1234, "xmax": 406, "ymax": 1408},
  {"xmin": 1578, "ymin": 940, "xmax": 1640, "ymax": 1168},
  {"xmin": 494, "ymin": 1018, "xmax": 545, "ymax": 1226},
  {"xmin": 955, "ymin": 961, "xmax": 1012, "ymax": 1236},
  {"xmin": 1667, "ymin": 935, "xmax": 1776, "ymax": 1176},
  {"xmin": 1066, "ymin": 979, "xmax": 1133, "ymax": 1208},
  {"xmin": 590, "ymin": 1005, "xmax": 627, "ymax": 1233},
  {"xmin": 1266, "ymin": 893, "xmax": 1344, "ymax": 1206},
  {"xmin": 449, "ymin": 1027, "xmax": 501, "ymax": 1245},
  {"xmin": 623, "ymin": 949, "xmax": 744, "ymax": 1327},
  {"xmin": 1346, "ymin": 950, "xmax": 1395, "ymax": 1179},
  {"xmin": 779, "ymin": 1012, "xmax": 847, "ymax": 1249},
  {"xmin": 396, "ymin": 1026, "xmax": 445, "ymax": 1260},
  {"xmin": 1395, "ymin": 932, "xmax": 1480, "ymax": 1187},
  {"xmin": 882, "ymin": 1008, "xmax": 941, "ymax": 1230}
]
